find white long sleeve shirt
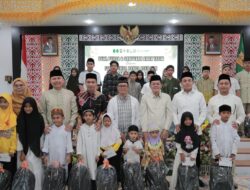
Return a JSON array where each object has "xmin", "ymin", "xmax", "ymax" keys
[
  {"xmin": 172, "ymin": 89, "xmax": 207, "ymax": 135},
  {"xmin": 207, "ymin": 93, "xmax": 245, "ymax": 125},
  {"xmin": 210, "ymin": 120, "xmax": 240, "ymax": 158}
]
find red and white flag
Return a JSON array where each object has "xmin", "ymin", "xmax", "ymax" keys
[{"xmin": 21, "ymin": 35, "xmax": 27, "ymax": 80}]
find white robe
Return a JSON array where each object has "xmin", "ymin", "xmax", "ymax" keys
[
  {"xmin": 42, "ymin": 124, "xmax": 73, "ymax": 166},
  {"xmin": 170, "ymin": 143, "xmax": 198, "ymax": 190},
  {"xmin": 210, "ymin": 120, "xmax": 240, "ymax": 158},
  {"xmin": 77, "ymin": 123, "xmax": 100, "ymax": 180},
  {"xmin": 17, "ymin": 138, "xmax": 44, "ymax": 190},
  {"xmin": 26, "ymin": 149, "xmax": 43, "ymax": 190}
]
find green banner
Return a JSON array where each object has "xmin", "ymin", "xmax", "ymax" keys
[{"xmin": 236, "ymin": 34, "xmax": 244, "ymax": 73}]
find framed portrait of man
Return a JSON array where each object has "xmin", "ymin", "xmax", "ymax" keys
[
  {"xmin": 205, "ymin": 33, "xmax": 222, "ymax": 55},
  {"xmin": 41, "ymin": 34, "xmax": 58, "ymax": 56}
]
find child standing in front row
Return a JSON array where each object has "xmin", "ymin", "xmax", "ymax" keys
[
  {"xmin": 0, "ymin": 93, "xmax": 17, "ymax": 177},
  {"xmin": 42, "ymin": 108, "xmax": 73, "ymax": 176},
  {"xmin": 77, "ymin": 109, "xmax": 100, "ymax": 190},
  {"xmin": 142, "ymin": 123, "xmax": 169, "ymax": 190},
  {"xmin": 172, "ymin": 112, "xmax": 200, "ymax": 190},
  {"xmin": 98, "ymin": 113, "xmax": 122, "ymax": 182},
  {"xmin": 210, "ymin": 104, "xmax": 240, "ymax": 190},
  {"xmin": 142, "ymin": 123, "xmax": 165, "ymax": 167},
  {"xmin": 123, "ymin": 125, "xmax": 144, "ymax": 190},
  {"xmin": 17, "ymin": 97, "xmax": 45, "ymax": 190}
]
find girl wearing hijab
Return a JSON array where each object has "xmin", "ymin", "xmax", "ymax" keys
[
  {"xmin": 142, "ymin": 123, "xmax": 165, "ymax": 168},
  {"xmin": 136, "ymin": 70, "xmax": 146, "ymax": 87},
  {"xmin": 98, "ymin": 113, "xmax": 122, "ymax": 181},
  {"xmin": 0, "ymin": 93, "xmax": 17, "ymax": 176},
  {"xmin": 66, "ymin": 68, "xmax": 80, "ymax": 95},
  {"xmin": 11, "ymin": 78, "xmax": 32, "ymax": 115},
  {"xmin": 17, "ymin": 97, "xmax": 45, "ymax": 190},
  {"xmin": 170, "ymin": 112, "xmax": 200, "ymax": 190}
]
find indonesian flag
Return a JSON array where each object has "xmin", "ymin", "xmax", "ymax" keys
[{"xmin": 21, "ymin": 35, "xmax": 27, "ymax": 80}]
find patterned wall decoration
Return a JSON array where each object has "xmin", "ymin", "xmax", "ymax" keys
[
  {"xmin": 221, "ymin": 34, "xmax": 240, "ymax": 76},
  {"xmin": 25, "ymin": 35, "xmax": 42, "ymax": 101},
  {"xmin": 60, "ymin": 35, "xmax": 79, "ymax": 80},
  {"xmin": 184, "ymin": 34, "xmax": 202, "ymax": 80},
  {"xmin": 79, "ymin": 34, "xmax": 183, "ymax": 42},
  {"xmin": 201, "ymin": 34, "xmax": 222, "ymax": 80},
  {"xmin": 41, "ymin": 36, "xmax": 61, "ymax": 91}
]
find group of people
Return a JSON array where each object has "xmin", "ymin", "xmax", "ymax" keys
[{"xmin": 0, "ymin": 57, "xmax": 250, "ymax": 190}]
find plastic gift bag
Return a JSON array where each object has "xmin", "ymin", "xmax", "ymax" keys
[
  {"xmin": 42, "ymin": 161, "xmax": 66, "ymax": 190},
  {"xmin": 176, "ymin": 165, "xmax": 199, "ymax": 190},
  {"xmin": 96, "ymin": 159, "xmax": 118, "ymax": 190},
  {"xmin": 12, "ymin": 161, "xmax": 35, "ymax": 190},
  {"xmin": 123, "ymin": 162, "xmax": 144, "ymax": 190},
  {"xmin": 68, "ymin": 161, "xmax": 91, "ymax": 190},
  {"xmin": 209, "ymin": 165, "xmax": 234, "ymax": 190},
  {"xmin": 0, "ymin": 164, "xmax": 11, "ymax": 190},
  {"xmin": 145, "ymin": 160, "xmax": 169, "ymax": 190}
]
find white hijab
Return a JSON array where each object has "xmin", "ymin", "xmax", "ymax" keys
[{"xmin": 100, "ymin": 113, "xmax": 121, "ymax": 147}]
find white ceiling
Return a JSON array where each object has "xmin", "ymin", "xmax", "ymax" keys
[{"xmin": 4, "ymin": 4, "xmax": 250, "ymax": 26}]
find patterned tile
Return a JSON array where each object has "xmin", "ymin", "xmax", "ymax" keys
[
  {"xmin": 222, "ymin": 34, "xmax": 241, "ymax": 76},
  {"xmin": 184, "ymin": 34, "xmax": 202, "ymax": 80},
  {"xmin": 25, "ymin": 35, "xmax": 42, "ymax": 101},
  {"xmin": 60, "ymin": 35, "xmax": 78, "ymax": 80}
]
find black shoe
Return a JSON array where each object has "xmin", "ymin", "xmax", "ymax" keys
[
  {"xmin": 234, "ymin": 183, "xmax": 238, "ymax": 189},
  {"xmin": 199, "ymin": 179, "xmax": 205, "ymax": 187}
]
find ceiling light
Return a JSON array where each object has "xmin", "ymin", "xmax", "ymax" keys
[
  {"xmin": 128, "ymin": 2, "xmax": 136, "ymax": 7},
  {"xmin": 169, "ymin": 19, "xmax": 179, "ymax": 24},
  {"xmin": 84, "ymin": 19, "xmax": 94, "ymax": 24}
]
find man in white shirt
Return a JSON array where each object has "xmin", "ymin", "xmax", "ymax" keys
[
  {"xmin": 141, "ymin": 70, "xmax": 155, "ymax": 96},
  {"xmin": 208, "ymin": 74, "xmax": 245, "ymax": 128},
  {"xmin": 107, "ymin": 77, "xmax": 139, "ymax": 141},
  {"xmin": 214, "ymin": 64, "xmax": 240, "ymax": 96},
  {"xmin": 172, "ymin": 71, "xmax": 207, "ymax": 187},
  {"xmin": 172, "ymin": 71, "xmax": 207, "ymax": 135},
  {"xmin": 140, "ymin": 75, "xmax": 172, "ymax": 140},
  {"xmin": 78, "ymin": 58, "xmax": 101, "ymax": 90}
]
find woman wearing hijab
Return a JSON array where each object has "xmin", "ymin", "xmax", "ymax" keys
[
  {"xmin": 11, "ymin": 78, "xmax": 32, "ymax": 169},
  {"xmin": 136, "ymin": 70, "xmax": 146, "ymax": 87},
  {"xmin": 66, "ymin": 68, "xmax": 80, "ymax": 96},
  {"xmin": 11, "ymin": 78, "xmax": 32, "ymax": 115},
  {"xmin": 0, "ymin": 93, "xmax": 17, "ymax": 177},
  {"xmin": 170, "ymin": 112, "xmax": 200, "ymax": 190},
  {"xmin": 17, "ymin": 97, "xmax": 44, "ymax": 190}
]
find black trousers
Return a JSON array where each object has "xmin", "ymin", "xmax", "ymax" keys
[
  {"xmin": 1, "ymin": 153, "xmax": 17, "ymax": 182},
  {"xmin": 196, "ymin": 136, "xmax": 202, "ymax": 176},
  {"xmin": 98, "ymin": 144, "xmax": 123, "ymax": 182},
  {"xmin": 91, "ymin": 180, "xmax": 97, "ymax": 190}
]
